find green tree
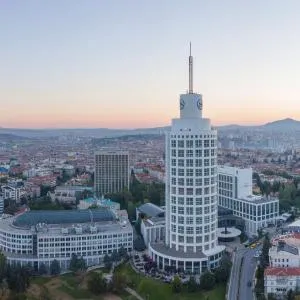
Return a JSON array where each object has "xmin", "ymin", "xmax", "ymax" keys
[
  {"xmin": 287, "ymin": 289, "xmax": 295, "ymax": 300},
  {"xmin": 38, "ymin": 263, "xmax": 48, "ymax": 275},
  {"xmin": 172, "ymin": 275, "xmax": 182, "ymax": 293},
  {"xmin": 112, "ymin": 272, "xmax": 126, "ymax": 293},
  {"xmin": 6, "ymin": 265, "xmax": 30, "ymax": 293},
  {"xmin": 87, "ymin": 272, "xmax": 107, "ymax": 295},
  {"xmin": 187, "ymin": 276, "xmax": 198, "ymax": 293},
  {"xmin": 200, "ymin": 271, "xmax": 216, "ymax": 290},
  {"xmin": 214, "ymin": 255, "xmax": 232, "ymax": 283},
  {"xmin": 0, "ymin": 251, "xmax": 7, "ymax": 284},
  {"xmin": 111, "ymin": 250, "xmax": 120, "ymax": 263},
  {"xmin": 69, "ymin": 254, "xmax": 86, "ymax": 272},
  {"xmin": 50, "ymin": 260, "xmax": 60, "ymax": 276},
  {"xmin": 103, "ymin": 254, "xmax": 112, "ymax": 270}
]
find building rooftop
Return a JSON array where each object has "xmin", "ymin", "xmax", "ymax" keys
[
  {"xmin": 13, "ymin": 208, "xmax": 115, "ymax": 228},
  {"xmin": 137, "ymin": 203, "xmax": 165, "ymax": 218},
  {"xmin": 265, "ymin": 267, "xmax": 300, "ymax": 277}
]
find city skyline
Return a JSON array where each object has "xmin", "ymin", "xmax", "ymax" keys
[{"xmin": 1, "ymin": 0, "xmax": 300, "ymax": 128}]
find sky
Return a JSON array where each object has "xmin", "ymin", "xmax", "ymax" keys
[{"xmin": 1, "ymin": 0, "xmax": 300, "ymax": 129}]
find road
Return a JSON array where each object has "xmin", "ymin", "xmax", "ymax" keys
[
  {"xmin": 227, "ymin": 249, "xmax": 247, "ymax": 300},
  {"xmin": 238, "ymin": 248, "xmax": 258, "ymax": 300}
]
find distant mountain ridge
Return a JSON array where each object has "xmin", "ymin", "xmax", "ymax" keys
[{"xmin": 0, "ymin": 118, "xmax": 299, "ymax": 138}]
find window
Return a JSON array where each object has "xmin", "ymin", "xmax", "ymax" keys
[
  {"xmin": 178, "ymin": 140, "xmax": 184, "ymax": 148},
  {"xmin": 186, "ymin": 227, "xmax": 194, "ymax": 234},
  {"xmin": 195, "ymin": 169, "xmax": 202, "ymax": 177},
  {"xmin": 196, "ymin": 198, "xmax": 202, "ymax": 205},
  {"xmin": 196, "ymin": 227, "xmax": 202, "ymax": 234},
  {"xmin": 178, "ymin": 216, "xmax": 184, "ymax": 224},
  {"xmin": 187, "ymin": 150, "xmax": 193, "ymax": 157},
  {"xmin": 196, "ymin": 217, "xmax": 202, "ymax": 224},
  {"xmin": 178, "ymin": 178, "xmax": 184, "ymax": 186},
  {"xmin": 204, "ymin": 225, "xmax": 209, "ymax": 233},
  {"xmin": 171, "ymin": 224, "xmax": 176, "ymax": 232},
  {"xmin": 171, "ymin": 159, "xmax": 176, "ymax": 166},
  {"xmin": 178, "ymin": 197, "xmax": 184, "ymax": 205},
  {"xmin": 204, "ymin": 159, "xmax": 210, "ymax": 166},
  {"xmin": 186, "ymin": 217, "xmax": 193, "ymax": 224},
  {"xmin": 172, "ymin": 149, "xmax": 176, "ymax": 157},
  {"xmin": 171, "ymin": 206, "xmax": 176, "ymax": 213},
  {"xmin": 172, "ymin": 187, "xmax": 176, "ymax": 194},
  {"xmin": 195, "ymin": 140, "xmax": 202, "ymax": 147},
  {"xmin": 211, "ymin": 158, "xmax": 215, "ymax": 165},
  {"xmin": 186, "ymin": 207, "xmax": 193, "ymax": 215},
  {"xmin": 204, "ymin": 168, "xmax": 210, "ymax": 176},
  {"xmin": 195, "ymin": 159, "xmax": 202, "ymax": 167},
  {"xmin": 204, "ymin": 178, "xmax": 210, "ymax": 185},
  {"xmin": 195, "ymin": 188, "xmax": 202, "ymax": 195},
  {"xmin": 204, "ymin": 149, "xmax": 210, "ymax": 157},
  {"xmin": 187, "ymin": 236, "xmax": 194, "ymax": 243},
  {"xmin": 204, "ymin": 197, "xmax": 210, "ymax": 205},
  {"xmin": 186, "ymin": 198, "xmax": 193, "ymax": 205},
  {"xmin": 204, "ymin": 140, "xmax": 210, "ymax": 147},
  {"xmin": 211, "ymin": 140, "xmax": 215, "ymax": 147},
  {"xmin": 178, "ymin": 169, "xmax": 184, "ymax": 176},
  {"xmin": 186, "ymin": 178, "xmax": 193, "ymax": 186},
  {"xmin": 178, "ymin": 206, "xmax": 184, "ymax": 214},
  {"xmin": 186, "ymin": 140, "xmax": 193, "ymax": 148},
  {"xmin": 172, "ymin": 177, "xmax": 176, "ymax": 185},
  {"xmin": 195, "ymin": 150, "xmax": 202, "ymax": 157},
  {"xmin": 178, "ymin": 188, "xmax": 184, "ymax": 195},
  {"xmin": 171, "ymin": 140, "xmax": 176, "ymax": 147},
  {"xmin": 171, "ymin": 168, "xmax": 176, "ymax": 176},
  {"xmin": 186, "ymin": 159, "xmax": 193, "ymax": 167},
  {"xmin": 171, "ymin": 196, "xmax": 176, "ymax": 204},
  {"xmin": 196, "ymin": 178, "xmax": 202, "ymax": 186},
  {"xmin": 196, "ymin": 207, "xmax": 202, "ymax": 214},
  {"xmin": 178, "ymin": 150, "xmax": 184, "ymax": 157},
  {"xmin": 171, "ymin": 215, "xmax": 176, "ymax": 222},
  {"xmin": 204, "ymin": 187, "xmax": 210, "ymax": 194},
  {"xmin": 178, "ymin": 226, "xmax": 184, "ymax": 234},
  {"xmin": 178, "ymin": 159, "xmax": 184, "ymax": 167},
  {"xmin": 211, "ymin": 149, "xmax": 215, "ymax": 156},
  {"xmin": 204, "ymin": 207, "xmax": 210, "ymax": 214},
  {"xmin": 187, "ymin": 188, "xmax": 193, "ymax": 195},
  {"xmin": 204, "ymin": 216, "xmax": 210, "ymax": 223},
  {"xmin": 186, "ymin": 169, "xmax": 194, "ymax": 176}
]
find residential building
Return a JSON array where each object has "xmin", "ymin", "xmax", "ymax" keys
[
  {"xmin": 218, "ymin": 165, "xmax": 279, "ymax": 236},
  {"xmin": 264, "ymin": 267, "xmax": 300, "ymax": 296},
  {"xmin": 94, "ymin": 151, "xmax": 129, "ymax": 197},
  {"xmin": 0, "ymin": 195, "xmax": 4, "ymax": 215},
  {"xmin": 0, "ymin": 209, "xmax": 133, "ymax": 271},
  {"xmin": 148, "ymin": 47, "xmax": 225, "ymax": 274},
  {"xmin": 1, "ymin": 185, "xmax": 23, "ymax": 203}
]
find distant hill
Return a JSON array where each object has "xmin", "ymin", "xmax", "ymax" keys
[
  {"xmin": 263, "ymin": 118, "xmax": 300, "ymax": 131},
  {"xmin": 0, "ymin": 118, "xmax": 300, "ymax": 138}
]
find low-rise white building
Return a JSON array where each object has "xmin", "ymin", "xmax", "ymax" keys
[
  {"xmin": 264, "ymin": 267, "xmax": 300, "ymax": 296},
  {"xmin": 218, "ymin": 166, "xmax": 279, "ymax": 236},
  {"xmin": 1, "ymin": 185, "xmax": 23, "ymax": 203}
]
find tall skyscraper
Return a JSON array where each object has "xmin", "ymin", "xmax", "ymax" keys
[
  {"xmin": 149, "ymin": 45, "xmax": 225, "ymax": 273},
  {"xmin": 94, "ymin": 150, "xmax": 129, "ymax": 197}
]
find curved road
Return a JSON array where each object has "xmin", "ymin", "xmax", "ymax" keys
[{"xmin": 227, "ymin": 248, "xmax": 259, "ymax": 300}]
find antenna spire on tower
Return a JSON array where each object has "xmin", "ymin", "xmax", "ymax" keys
[{"xmin": 189, "ymin": 42, "xmax": 193, "ymax": 93}]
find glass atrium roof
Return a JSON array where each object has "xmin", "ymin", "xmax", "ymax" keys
[{"xmin": 13, "ymin": 208, "xmax": 115, "ymax": 228}]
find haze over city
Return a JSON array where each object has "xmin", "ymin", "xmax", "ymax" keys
[{"xmin": 1, "ymin": 0, "xmax": 300, "ymax": 128}]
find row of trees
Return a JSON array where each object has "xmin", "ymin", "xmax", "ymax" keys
[
  {"xmin": 105, "ymin": 172, "xmax": 165, "ymax": 220},
  {"xmin": 172, "ymin": 255, "xmax": 232, "ymax": 294},
  {"xmin": 255, "ymin": 235, "xmax": 272, "ymax": 300},
  {"xmin": 103, "ymin": 247, "xmax": 129, "ymax": 270}
]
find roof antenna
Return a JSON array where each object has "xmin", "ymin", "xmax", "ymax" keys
[{"xmin": 189, "ymin": 42, "xmax": 193, "ymax": 94}]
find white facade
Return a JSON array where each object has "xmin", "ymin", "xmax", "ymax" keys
[
  {"xmin": 218, "ymin": 166, "xmax": 279, "ymax": 236},
  {"xmin": 149, "ymin": 47, "xmax": 225, "ymax": 274},
  {"xmin": 0, "ymin": 196, "xmax": 4, "ymax": 215},
  {"xmin": 0, "ymin": 209, "xmax": 133, "ymax": 272},
  {"xmin": 264, "ymin": 267, "xmax": 300, "ymax": 296},
  {"xmin": 94, "ymin": 151, "xmax": 129, "ymax": 196},
  {"xmin": 1, "ymin": 185, "xmax": 23, "ymax": 203}
]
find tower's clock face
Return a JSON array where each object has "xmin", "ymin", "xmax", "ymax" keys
[
  {"xmin": 197, "ymin": 99, "xmax": 202, "ymax": 110},
  {"xmin": 180, "ymin": 99, "xmax": 185, "ymax": 110}
]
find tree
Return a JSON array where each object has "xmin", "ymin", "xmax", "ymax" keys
[
  {"xmin": 0, "ymin": 251, "xmax": 7, "ymax": 284},
  {"xmin": 87, "ymin": 272, "xmax": 107, "ymax": 295},
  {"xmin": 200, "ymin": 271, "xmax": 216, "ymax": 290},
  {"xmin": 69, "ymin": 254, "xmax": 86, "ymax": 273},
  {"xmin": 103, "ymin": 254, "xmax": 112, "ymax": 270},
  {"xmin": 187, "ymin": 276, "xmax": 198, "ymax": 293},
  {"xmin": 111, "ymin": 250, "xmax": 120, "ymax": 263},
  {"xmin": 118, "ymin": 246, "xmax": 127, "ymax": 260},
  {"xmin": 112, "ymin": 272, "xmax": 126, "ymax": 292},
  {"xmin": 287, "ymin": 289, "xmax": 295, "ymax": 300},
  {"xmin": 133, "ymin": 236, "xmax": 146, "ymax": 252},
  {"xmin": 172, "ymin": 275, "xmax": 182, "ymax": 293},
  {"xmin": 6, "ymin": 265, "xmax": 30, "ymax": 293},
  {"xmin": 214, "ymin": 255, "xmax": 232, "ymax": 283},
  {"xmin": 50, "ymin": 260, "xmax": 60, "ymax": 276},
  {"xmin": 38, "ymin": 263, "xmax": 48, "ymax": 275}
]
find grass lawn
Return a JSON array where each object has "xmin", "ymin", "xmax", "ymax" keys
[{"xmin": 115, "ymin": 263, "xmax": 226, "ymax": 300}]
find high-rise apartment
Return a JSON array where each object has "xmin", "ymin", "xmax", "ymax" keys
[
  {"xmin": 148, "ymin": 45, "xmax": 225, "ymax": 273},
  {"xmin": 94, "ymin": 151, "xmax": 129, "ymax": 196}
]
